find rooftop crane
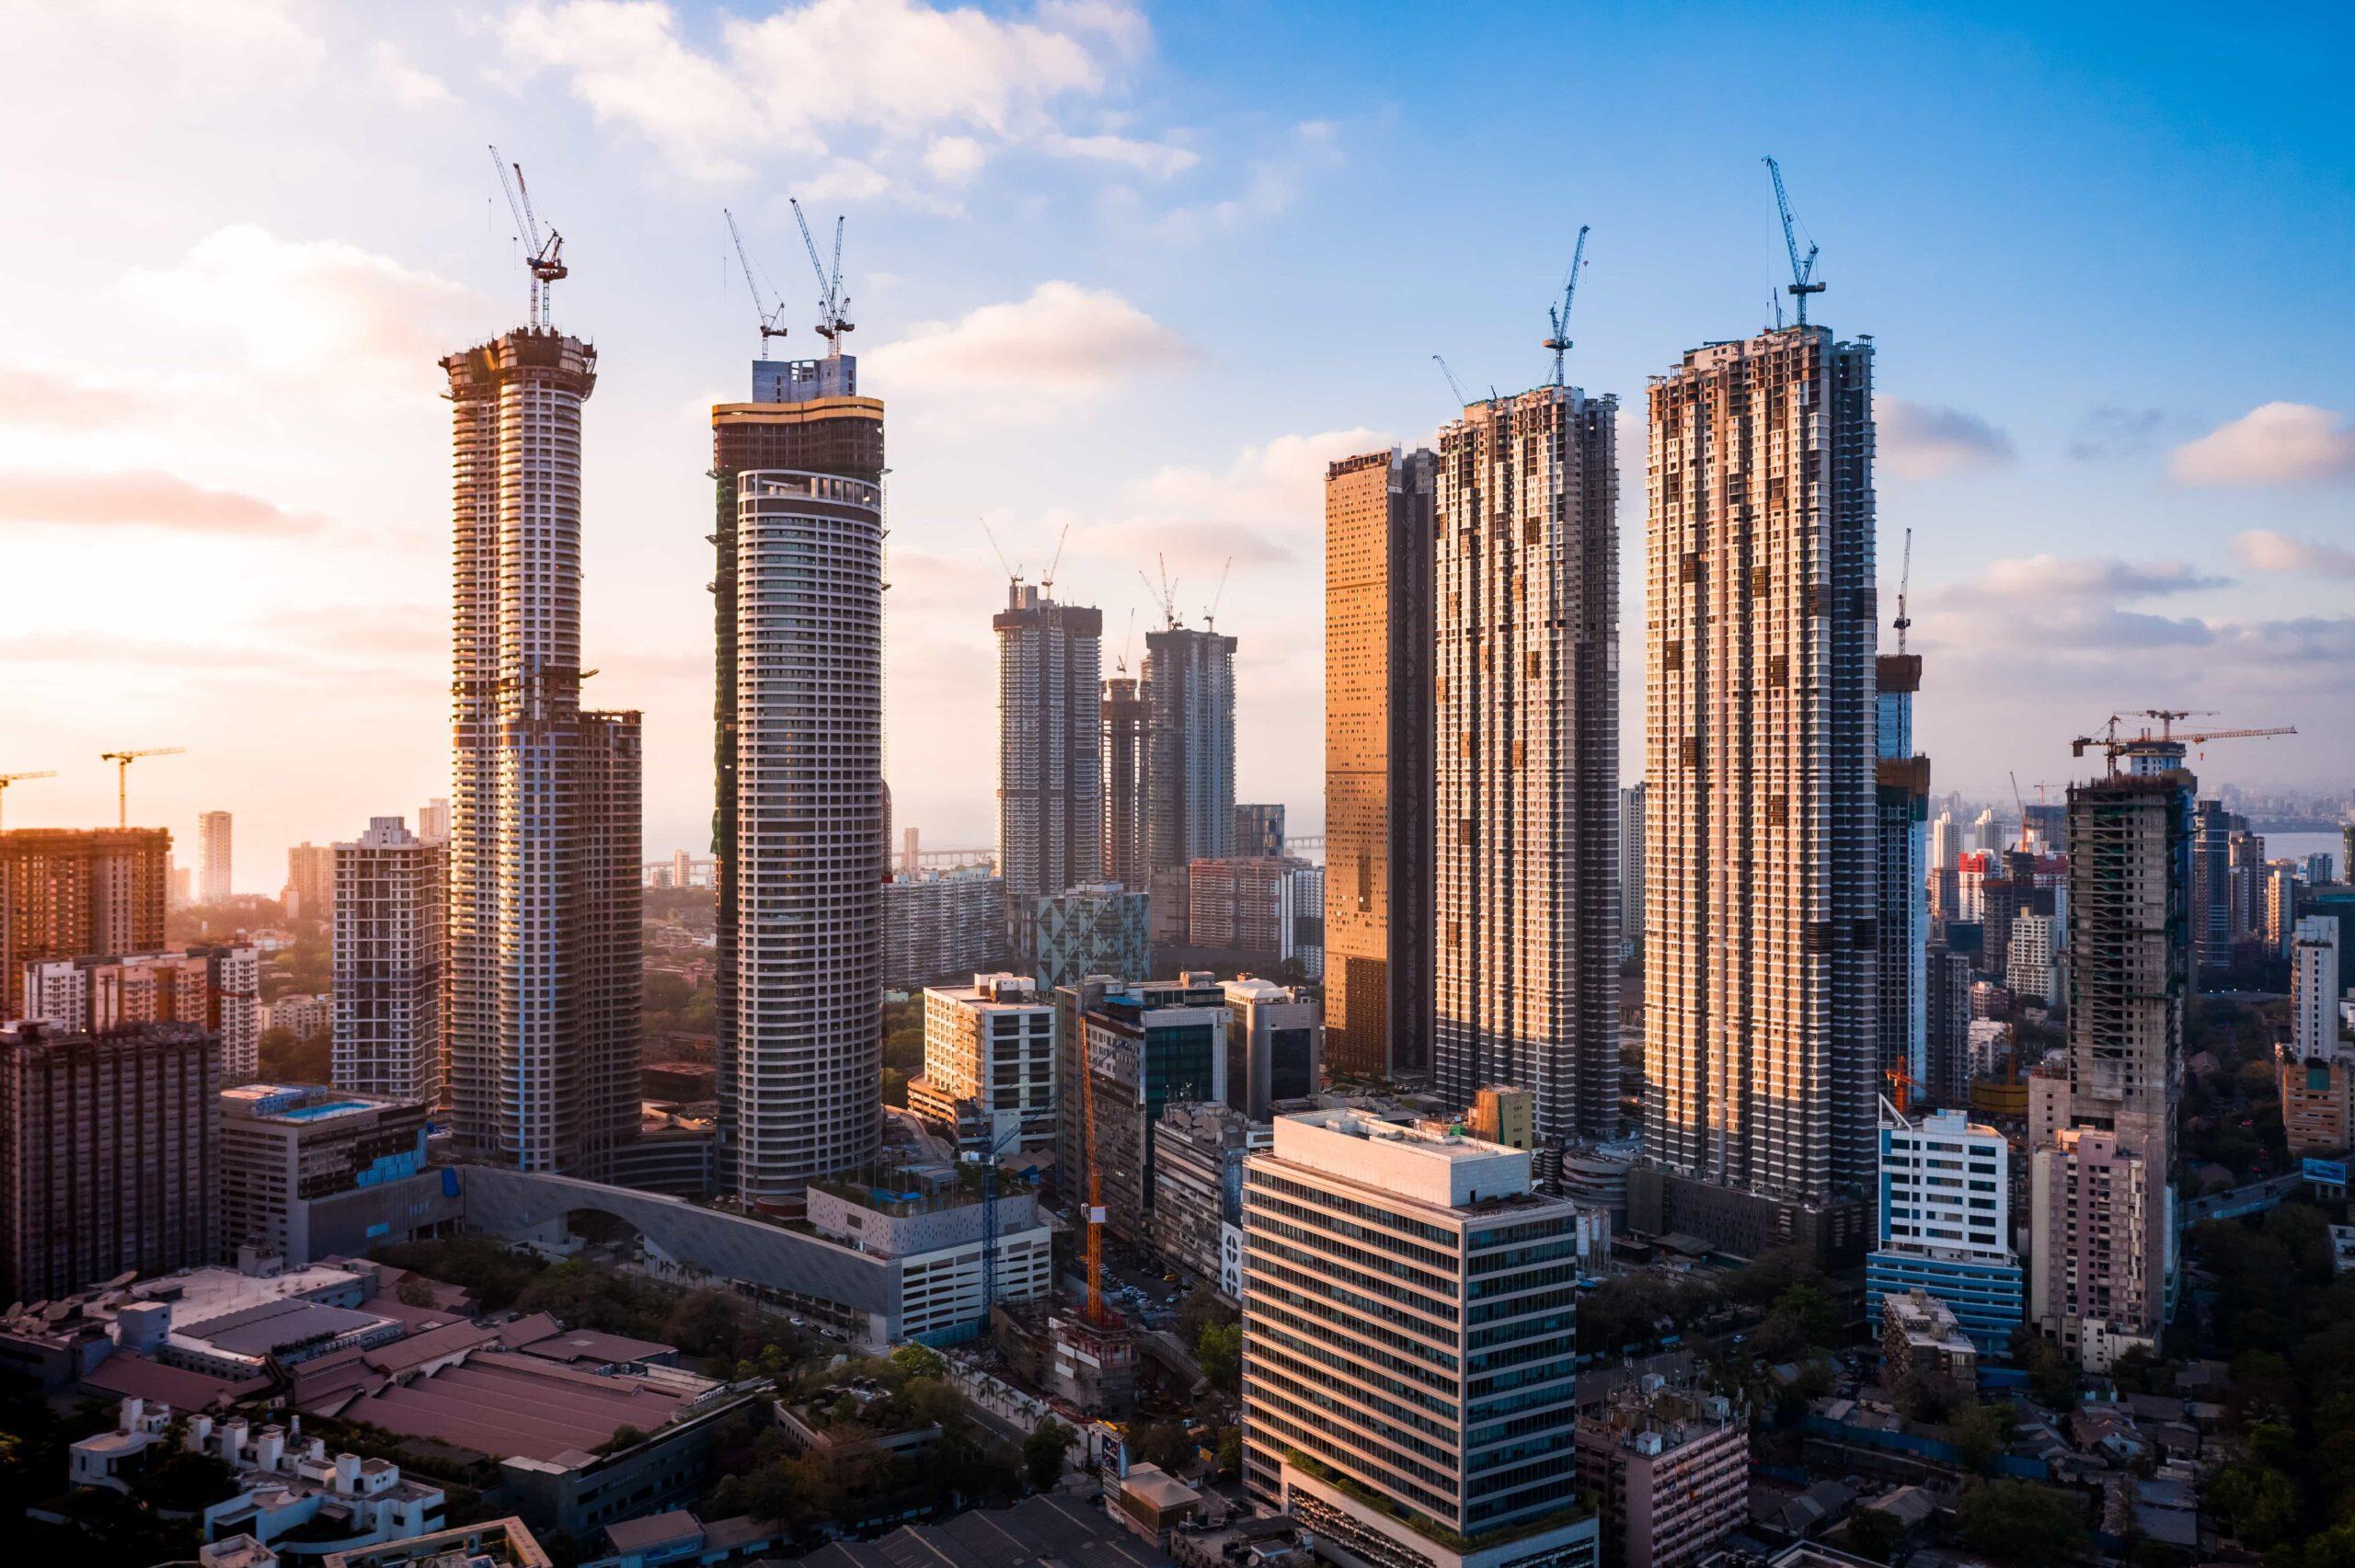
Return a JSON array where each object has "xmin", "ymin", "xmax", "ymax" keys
[
  {"xmin": 0, "ymin": 769, "xmax": 56, "ymax": 834},
  {"xmin": 489, "ymin": 146, "xmax": 567, "ymax": 329},
  {"xmin": 722, "ymin": 208, "xmax": 790, "ymax": 356},
  {"xmin": 1203, "ymin": 555, "xmax": 1234, "ymax": 631},
  {"xmin": 982, "ymin": 518, "xmax": 1023, "ymax": 585},
  {"xmin": 1432, "ymin": 354, "xmax": 1469, "ymax": 408},
  {"xmin": 1140, "ymin": 554, "xmax": 1181, "ymax": 630},
  {"xmin": 1763, "ymin": 155, "xmax": 1824, "ymax": 326},
  {"xmin": 788, "ymin": 198, "xmax": 854, "ymax": 351},
  {"xmin": 99, "ymin": 748, "xmax": 184, "ymax": 830},
  {"xmin": 1892, "ymin": 527, "xmax": 1913, "ymax": 655},
  {"xmin": 2070, "ymin": 713, "xmax": 2295, "ymax": 775},
  {"xmin": 1541, "ymin": 224, "xmax": 1591, "ymax": 386},
  {"xmin": 1041, "ymin": 523, "xmax": 1072, "ymax": 597}
]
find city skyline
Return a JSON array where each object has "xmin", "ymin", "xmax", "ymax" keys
[{"xmin": 3, "ymin": 2, "xmax": 2352, "ymax": 889}]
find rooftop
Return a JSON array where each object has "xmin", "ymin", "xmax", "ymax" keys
[
  {"xmin": 329, "ymin": 1348, "xmax": 716, "ymax": 1465},
  {"xmin": 789, "ymin": 1492, "xmax": 1170, "ymax": 1565}
]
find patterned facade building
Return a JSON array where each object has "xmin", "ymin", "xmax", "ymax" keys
[{"xmin": 1433, "ymin": 385, "xmax": 1619, "ymax": 1144}]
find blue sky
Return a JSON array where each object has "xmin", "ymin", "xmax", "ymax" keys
[{"xmin": 0, "ymin": 0, "xmax": 2348, "ymax": 887}]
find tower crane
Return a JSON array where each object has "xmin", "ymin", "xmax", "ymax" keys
[
  {"xmin": 1139, "ymin": 554, "xmax": 1181, "ymax": 630},
  {"xmin": 788, "ymin": 198, "xmax": 854, "ymax": 351},
  {"xmin": 488, "ymin": 146, "xmax": 567, "ymax": 329},
  {"xmin": 1892, "ymin": 527, "xmax": 1913, "ymax": 655},
  {"xmin": 1203, "ymin": 555, "xmax": 1234, "ymax": 631},
  {"xmin": 722, "ymin": 208, "xmax": 790, "ymax": 356},
  {"xmin": 2070, "ymin": 713, "xmax": 2295, "ymax": 776},
  {"xmin": 0, "ymin": 769, "xmax": 56, "ymax": 833},
  {"xmin": 1763, "ymin": 155, "xmax": 1824, "ymax": 326},
  {"xmin": 1541, "ymin": 224, "xmax": 1591, "ymax": 386},
  {"xmin": 965, "ymin": 1126, "xmax": 1024, "ymax": 1318},
  {"xmin": 982, "ymin": 519, "xmax": 1023, "ymax": 586},
  {"xmin": 99, "ymin": 748, "xmax": 184, "ymax": 830},
  {"xmin": 1432, "ymin": 354, "xmax": 1469, "ymax": 408},
  {"xmin": 1041, "ymin": 523, "xmax": 1072, "ymax": 598}
]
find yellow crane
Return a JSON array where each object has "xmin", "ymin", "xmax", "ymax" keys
[
  {"xmin": 98, "ymin": 747, "xmax": 184, "ymax": 829},
  {"xmin": 0, "ymin": 769, "xmax": 56, "ymax": 833}
]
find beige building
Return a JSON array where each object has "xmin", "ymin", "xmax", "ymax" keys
[
  {"xmin": 920, "ymin": 972, "xmax": 1055, "ymax": 1154},
  {"xmin": 1322, "ymin": 447, "xmax": 1435, "ymax": 1084},
  {"xmin": 1434, "ymin": 384, "xmax": 1620, "ymax": 1146},
  {"xmin": 1466, "ymin": 1084, "xmax": 1534, "ymax": 1150},
  {"xmin": 1241, "ymin": 1109, "xmax": 1598, "ymax": 1567},
  {"xmin": 283, "ymin": 841, "xmax": 336, "ymax": 920},
  {"xmin": 1573, "ymin": 1380, "xmax": 1747, "ymax": 1568},
  {"xmin": 332, "ymin": 818, "xmax": 446, "ymax": 1105},
  {"xmin": 1, "ymin": 828, "xmax": 170, "ymax": 1023}
]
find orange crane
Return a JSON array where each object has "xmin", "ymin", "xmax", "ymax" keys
[
  {"xmin": 1885, "ymin": 1061, "xmax": 1924, "ymax": 1116},
  {"xmin": 98, "ymin": 748, "xmax": 184, "ymax": 829},
  {"xmin": 1078, "ymin": 1019, "xmax": 1113, "ymax": 1325},
  {"xmin": 0, "ymin": 769, "xmax": 56, "ymax": 833}
]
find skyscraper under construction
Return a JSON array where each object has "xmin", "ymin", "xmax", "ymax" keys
[
  {"xmin": 995, "ymin": 584, "xmax": 1102, "ymax": 959},
  {"xmin": 443, "ymin": 326, "xmax": 643, "ymax": 1177}
]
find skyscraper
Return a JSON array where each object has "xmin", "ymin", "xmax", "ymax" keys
[
  {"xmin": 1876, "ymin": 654, "xmax": 1929, "ymax": 1100},
  {"xmin": 443, "ymin": 327, "xmax": 643, "ymax": 1178},
  {"xmin": 1143, "ymin": 624, "xmax": 1236, "ymax": 876},
  {"xmin": 1323, "ymin": 448, "xmax": 1435, "ymax": 1082},
  {"xmin": 1620, "ymin": 782, "xmax": 1647, "ymax": 961},
  {"xmin": 2189, "ymin": 797, "xmax": 2234, "ymax": 974},
  {"xmin": 1100, "ymin": 675, "xmax": 1150, "ymax": 893},
  {"xmin": 198, "ymin": 810, "xmax": 233, "ymax": 904},
  {"xmin": 0, "ymin": 828, "xmax": 169, "ymax": 1022},
  {"xmin": 333, "ymin": 817, "xmax": 446, "ymax": 1104},
  {"xmin": 1645, "ymin": 323, "xmax": 1879, "ymax": 1210},
  {"xmin": 282, "ymin": 841, "xmax": 336, "ymax": 920},
  {"xmin": 712, "ymin": 348, "xmax": 886, "ymax": 1200},
  {"xmin": 1434, "ymin": 383, "xmax": 1619, "ymax": 1146},
  {"xmin": 995, "ymin": 583, "xmax": 1103, "ymax": 957}
]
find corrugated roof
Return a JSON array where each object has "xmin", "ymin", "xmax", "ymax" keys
[
  {"xmin": 334, "ymin": 1350, "xmax": 693, "ymax": 1462},
  {"xmin": 81, "ymin": 1354, "xmax": 270, "ymax": 1411}
]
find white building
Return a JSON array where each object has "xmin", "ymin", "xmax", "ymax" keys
[
  {"xmin": 805, "ymin": 1167, "xmax": 1051, "ymax": 1342},
  {"xmin": 920, "ymin": 973, "xmax": 1056, "ymax": 1154},
  {"xmin": 2006, "ymin": 912, "xmax": 2061, "ymax": 1009},
  {"xmin": 22, "ymin": 944, "xmax": 260, "ymax": 1081},
  {"xmin": 1242, "ymin": 1109, "xmax": 1600, "ymax": 1568},
  {"xmin": 2294, "ymin": 915, "xmax": 2341, "ymax": 1058},
  {"xmin": 332, "ymin": 817, "xmax": 446, "ymax": 1104}
]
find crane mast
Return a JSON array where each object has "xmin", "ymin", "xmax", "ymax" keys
[
  {"xmin": 1541, "ymin": 224, "xmax": 1591, "ymax": 386},
  {"xmin": 489, "ymin": 146, "xmax": 567, "ymax": 329},
  {"xmin": 1763, "ymin": 155, "xmax": 1824, "ymax": 325}
]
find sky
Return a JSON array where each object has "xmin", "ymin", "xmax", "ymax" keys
[{"xmin": 1, "ymin": 0, "xmax": 2350, "ymax": 893}]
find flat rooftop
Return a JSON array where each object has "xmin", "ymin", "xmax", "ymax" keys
[
  {"xmin": 1269, "ymin": 1109, "xmax": 1536, "ymax": 1209},
  {"xmin": 221, "ymin": 1082, "xmax": 410, "ymax": 1124},
  {"xmin": 332, "ymin": 1349, "xmax": 706, "ymax": 1465}
]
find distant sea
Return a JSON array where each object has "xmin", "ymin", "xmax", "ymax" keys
[{"xmin": 2257, "ymin": 830, "xmax": 2348, "ymax": 870}]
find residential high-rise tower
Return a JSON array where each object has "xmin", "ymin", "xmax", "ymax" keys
[
  {"xmin": 1323, "ymin": 448, "xmax": 1435, "ymax": 1082},
  {"xmin": 1100, "ymin": 675, "xmax": 1150, "ymax": 893},
  {"xmin": 1877, "ymin": 654, "xmax": 1929, "ymax": 1101},
  {"xmin": 1143, "ymin": 624, "xmax": 1236, "ymax": 876},
  {"xmin": 994, "ymin": 583, "xmax": 1103, "ymax": 957},
  {"xmin": 333, "ymin": 816, "xmax": 446, "ymax": 1104},
  {"xmin": 198, "ymin": 810, "xmax": 233, "ymax": 905},
  {"xmin": 0, "ymin": 828, "xmax": 169, "ymax": 1023}
]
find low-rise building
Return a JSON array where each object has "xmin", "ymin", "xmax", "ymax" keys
[
  {"xmin": 921, "ymin": 972, "xmax": 1056, "ymax": 1155},
  {"xmin": 806, "ymin": 1161, "xmax": 1051, "ymax": 1345},
  {"xmin": 1573, "ymin": 1379, "xmax": 1748, "ymax": 1568},
  {"xmin": 220, "ymin": 1082, "xmax": 454, "ymax": 1265},
  {"xmin": 321, "ymin": 1517, "xmax": 551, "ymax": 1568},
  {"xmin": 1466, "ymin": 1085, "xmax": 1535, "ymax": 1150},
  {"xmin": 1149, "ymin": 1101, "xmax": 1267, "ymax": 1287},
  {"xmin": 1879, "ymin": 1289, "xmax": 1978, "ymax": 1395},
  {"xmin": 261, "ymin": 993, "xmax": 333, "ymax": 1040}
]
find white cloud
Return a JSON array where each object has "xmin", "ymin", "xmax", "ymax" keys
[
  {"xmin": 1152, "ymin": 120, "xmax": 1337, "ymax": 236},
  {"xmin": 1044, "ymin": 131, "xmax": 1197, "ymax": 177},
  {"xmin": 0, "ymin": 468, "xmax": 325, "ymax": 536},
  {"xmin": 371, "ymin": 40, "xmax": 454, "ymax": 109},
  {"xmin": 123, "ymin": 224, "xmax": 477, "ymax": 384},
  {"xmin": 0, "ymin": 366, "xmax": 149, "ymax": 430},
  {"xmin": 1877, "ymin": 397, "xmax": 2014, "ymax": 480},
  {"xmin": 866, "ymin": 281, "xmax": 1189, "ymax": 420},
  {"xmin": 1967, "ymin": 554, "xmax": 2228, "ymax": 601},
  {"xmin": 2171, "ymin": 402, "xmax": 2355, "ymax": 486},
  {"xmin": 1133, "ymin": 426, "xmax": 1386, "ymax": 529},
  {"xmin": 500, "ymin": 0, "xmax": 1152, "ymax": 189},
  {"xmin": 2233, "ymin": 529, "xmax": 2355, "ymax": 578}
]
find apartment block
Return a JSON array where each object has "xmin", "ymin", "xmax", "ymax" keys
[
  {"xmin": 1234, "ymin": 804, "xmax": 1286, "ymax": 859},
  {"xmin": 883, "ymin": 867, "xmax": 1004, "ymax": 990},
  {"xmin": 199, "ymin": 811, "xmax": 234, "ymax": 905},
  {"xmin": 22, "ymin": 944, "xmax": 259, "ymax": 1082},
  {"xmin": 1324, "ymin": 447, "xmax": 1436, "ymax": 1084},
  {"xmin": 2030, "ymin": 1126, "xmax": 2162, "ymax": 1370},
  {"xmin": 1144, "ymin": 624, "xmax": 1237, "ymax": 885},
  {"xmin": 1645, "ymin": 325, "xmax": 1879, "ymax": 1205},
  {"xmin": 0, "ymin": 1019, "xmax": 220, "ymax": 1303},
  {"xmin": 1188, "ymin": 855, "xmax": 1323, "ymax": 975},
  {"xmin": 1241, "ymin": 1109, "xmax": 1598, "ymax": 1567},
  {"xmin": 1, "ymin": 828, "xmax": 169, "ymax": 1022},
  {"xmin": 333, "ymin": 818, "xmax": 446, "ymax": 1105},
  {"xmin": 1619, "ymin": 783, "xmax": 1646, "ymax": 962},
  {"xmin": 1149, "ymin": 1100, "xmax": 1265, "ymax": 1288},
  {"xmin": 283, "ymin": 841, "xmax": 337, "ymax": 920},
  {"xmin": 1573, "ymin": 1380, "xmax": 1747, "ymax": 1568},
  {"xmin": 1876, "ymin": 655, "xmax": 1929, "ymax": 1096},
  {"xmin": 1101, "ymin": 676, "xmax": 1151, "ymax": 893},
  {"xmin": 1880, "ymin": 1288, "xmax": 1977, "ymax": 1394},
  {"xmin": 1434, "ymin": 383, "xmax": 1619, "ymax": 1146},
  {"xmin": 919, "ymin": 972, "xmax": 1056, "ymax": 1155},
  {"xmin": 995, "ymin": 583, "xmax": 1104, "ymax": 957},
  {"xmin": 2277, "ymin": 916, "xmax": 2350, "ymax": 1156}
]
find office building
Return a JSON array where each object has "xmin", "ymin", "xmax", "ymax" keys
[
  {"xmin": 332, "ymin": 818, "xmax": 446, "ymax": 1105},
  {"xmin": 417, "ymin": 798, "xmax": 450, "ymax": 845},
  {"xmin": 1100, "ymin": 675, "xmax": 1151, "ymax": 892},
  {"xmin": 1877, "ymin": 655, "xmax": 1929, "ymax": 1097},
  {"xmin": 1221, "ymin": 975, "xmax": 1320, "ymax": 1119},
  {"xmin": 445, "ymin": 327, "xmax": 642, "ymax": 1180},
  {"xmin": 995, "ymin": 582, "xmax": 1104, "ymax": 956},
  {"xmin": 1241, "ymin": 1108, "xmax": 1598, "ymax": 1567},
  {"xmin": 1, "ymin": 828, "xmax": 169, "ymax": 1022},
  {"xmin": 0, "ymin": 1019, "xmax": 219, "ymax": 1303},
  {"xmin": 1619, "ymin": 782, "xmax": 1646, "ymax": 962},
  {"xmin": 1234, "ymin": 804, "xmax": 1286, "ymax": 859},
  {"xmin": 1143, "ymin": 624, "xmax": 1236, "ymax": 878},
  {"xmin": 219, "ymin": 1083, "xmax": 445, "ymax": 1265},
  {"xmin": 199, "ymin": 810, "xmax": 234, "ymax": 905},
  {"xmin": 1055, "ymin": 973, "xmax": 1225, "ymax": 1245},
  {"xmin": 1434, "ymin": 381, "xmax": 1619, "ymax": 1145},
  {"xmin": 1324, "ymin": 447, "xmax": 1437, "ymax": 1084},
  {"xmin": 1033, "ymin": 882, "xmax": 1150, "ymax": 991},
  {"xmin": 1645, "ymin": 324, "xmax": 1880, "ymax": 1206},
  {"xmin": 918, "ymin": 972, "xmax": 1056, "ymax": 1155},
  {"xmin": 22, "ymin": 944, "xmax": 259, "ymax": 1082},
  {"xmin": 1865, "ymin": 1108, "xmax": 2023, "ymax": 1356},
  {"xmin": 883, "ymin": 866, "xmax": 1003, "ymax": 990},
  {"xmin": 710, "ymin": 347, "xmax": 885, "ymax": 1200},
  {"xmin": 1574, "ymin": 1381, "xmax": 1747, "ymax": 1568},
  {"xmin": 2006, "ymin": 912, "xmax": 2061, "ymax": 1010},
  {"xmin": 1149, "ymin": 1100, "xmax": 1265, "ymax": 1287},
  {"xmin": 805, "ymin": 1166, "xmax": 1051, "ymax": 1345}
]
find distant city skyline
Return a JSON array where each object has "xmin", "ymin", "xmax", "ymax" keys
[{"xmin": 3, "ymin": 2, "xmax": 2351, "ymax": 887}]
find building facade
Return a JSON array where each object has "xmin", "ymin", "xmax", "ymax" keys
[
  {"xmin": 1033, "ymin": 883, "xmax": 1150, "ymax": 992},
  {"xmin": 0, "ymin": 1019, "xmax": 219, "ymax": 1303},
  {"xmin": 1149, "ymin": 1100, "xmax": 1264, "ymax": 1288},
  {"xmin": 1233, "ymin": 804, "xmax": 1286, "ymax": 859},
  {"xmin": 995, "ymin": 583, "xmax": 1104, "ymax": 957},
  {"xmin": 219, "ymin": 1082, "xmax": 440, "ymax": 1264},
  {"xmin": 283, "ymin": 841, "xmax": 337, "ymax": 920},
  {"xmin": 2030, "ymin": 1126, "xmax": 2161, "ymax": 1369},
  {"xmin": 0, "ymin": 828, "xmax": 169, "ymax": 1023},
  {"xmin": 22, "ymin": 944, "xmax": 259, "ymax": 1082},
  {"xmin": 1221, "ymin": 976, "xmax": 1321, "ymax": 1120},
  {"xmin": 1143, "ymin": 625, "xmax": 1237, "ymax": 879},
  {"xmin": 919, "ymin": 972, "xmax": 1056, "ymax": 1155},
  {"xmin": 198, "ymin": 810, "xmax": 233, "ymax": 905},
  {"xmin": 883, "ymin": 867, "xmax": 1003, "ymax": 990},
  {"xmin": 1619, "ymin": 782, "xmax": 1646, "ymax": 963},
  {"xmin": 1186, "ymin": 856, "xmax": 1322, "ymax": 972},
  {"xmin": 1876, "ymin": 655, "xmax": 1929, "ymax": 1098},
  {"xmin": 1055, "ymin": 975, "xmax": 1225, "ymax": 1246},
  {"xmin": 1100, "ymin": 676, "xmax": 1151, "ymax": 894},
  {"xmin": 444, "ymin": 328, "xmax": 642, "ymax": 1180},
  {"xmin": 1644, "ymin": 324, "xmax": 1879, "ymax": 1205},
  {"xmin": 333, "ymin": 818, "xmax": 446, "ymax": 1104},
  {"xmin": 1573, "ymin": 1382, "xmax": 1747, "ymax": 1568},
  {"xmin": 1433, "ymin": 384, "xmax": 1619, "ymax": 1146},
  {"xmin": 2277, "ymin": 916, "xmax": 2349, "ymax": 1156},
  {"xmin": 1241, "ymin": 1109, "xmax": 1598, "ymax": 1567},
  {"xmin": 1865, "ymin": 1108, "xmax": 2023, "ymax": 1356},
  {"xmin": 1324, "ymin": 447, "xmax": 1437, "ymax": 1085}
]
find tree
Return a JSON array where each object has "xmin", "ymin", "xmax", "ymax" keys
[
  {"xmin": 2013, "ymin": 1328, "xmax": 2080, "ymax": 1410},
  {"xmin": 1765, "ymin": 1281, "xmax": 1841, "ymax": 1349},
  {"xmin": 664, "ymin": 1287, "xmax": 752, "ymax": 1361},
  {"xmin": 1176, "ymin": 1286, "xmax": 1235, "ymax": 1345},
  {"xmin": 1956, "ymin": 1481, "xmax": 2086, "ymax": 1565},
  {"xmin": 2210, "ymin": 1459, "xmax": 2300, "ymax": 1550},
  {"xmin": 1842, "ymin": 1504, "xmax": 1906, "ymax": 1564},
  {"xmin": 1024, "ymin": 1419, "xmax": 1074, "ymax": 1491},
  {"xmin": 1948, "ymin": 1400, "xmax": 2012, "ymax": 1476},
  {"xmin": 890, "ymin": 1343, "xmax": 948, "ymax": 1381},
  {"xmin": 1214, "ymin": 1425, "xmax": 1242, "ymax": 1477},
  {"xmin": 1127, "ymin": 1420, "xmax": 1193, "ymax": 1471},
  {"xmin": 134, "ymin": 1448, "xmax": 238, "ymax": 1512},
  {"xmin": 1196, "ymin": 1322, "xmax": 1242, "ymax": 1391}
]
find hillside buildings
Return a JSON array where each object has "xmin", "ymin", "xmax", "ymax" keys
[
  {"xmin": 1323, "ymin": 447, "xmax": 1436, "ymax": 1083},
  {"xmin": 332, "ymin": 818, "xmax": 445, "ymax": 1104},
  {"xmin": 1643, "ymin": 323, "xmax": 1880, "ymax": 1218},
  {"xmin": 709, "ymin": 347, "xmax": 886, "ymax": 1200},
  {"xmin": 1433, "ymin": 382, "xmax": 1620, "ymax": 1147},
  {"xmin": 994, "ymin": 583, "xmax": 1104, "ymax": 958},
  {"xmin": 443, "ymin": 327, "xmax": 641, "ymax": 1180}
]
